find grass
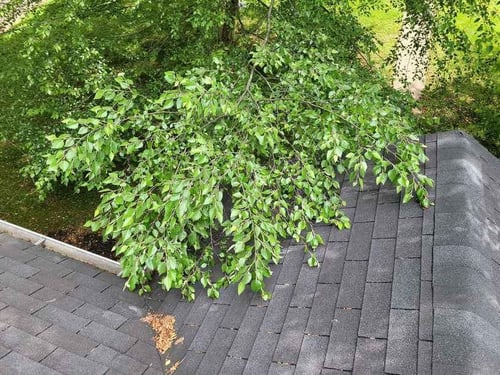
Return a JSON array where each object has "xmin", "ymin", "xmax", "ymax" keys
[
  {"xmin": 356, "ymin": 2, "xmax": 499, "ymax": 156},
  {"xmin": 357, "ymin": 4, "xmax": 401, "ymax": 73},
  {"xmin": 0, "ymin": 142, "xmax": 98, "ymax": 234}
]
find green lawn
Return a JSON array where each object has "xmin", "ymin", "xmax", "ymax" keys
[{"xmin": 0, "ymin": 142, "xmax": 98, "ymax": 233}]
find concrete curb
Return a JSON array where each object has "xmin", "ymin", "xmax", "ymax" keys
[{"xmin": 0, "ymin": 219, "xmax": 121, "ymax": 275}]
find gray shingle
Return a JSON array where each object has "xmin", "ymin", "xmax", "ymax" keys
[
  {"xmin": 337, "ymin": 261, "xmax": 368, "ymax": 309},
  {"xmin": 422, "ymin": 206, "xmax": 435, "ymax": 235},
  {"xmin": 27, "ymin": 257, "xmax": 72, "ymax": 278},
  {"xmin": 101, "ymin": 286, "xmax": 146, "ymax": 307},
  {"xmin": 195, "ymin": 328, "xmax": 236, "ymax": 375},
  {"xmin": 117, "ymin": 319, "xmax": 153, "ymax": 343},
  {"xmin": 220, "ymin": 357, "xmax": 247, "ymax": 375},
  {"xmin": 373, "ymin": 202, "xmax": 399, "ymax": 239},
  {"xmin": 0, "ymin": 271, "xmax": 43, "ymax": 295},
  {"xmin": 366, "ymin": 239, "xmax": 395, "ymax": 283},
  {"xmin": 79, "ymin": 322, "xmax": 136, "ymax": 353},
  {"xmin": 0, "ymin": 306, "xmax": 50, "ymax": 336},
  {"xmin": 228, "ymin": 306, "xmax": 266, "ymax": 359},
  {"xmin": 433, "ymin": 245, "xmax": 495, "ymax": 281},
  {"xmin": 64, "ymin": 272, "xmax": 110, "ymax": 292},
  {"xmin": 318, "ymin": 242, "xmax": 347, "ymax": 284},
  {"xmin": 0, "ymin": 344, "xmax": 9, "ymax": 359},
  {"xmin": 358, "ymin": 283, "xmax": 391, "ymax": 339},
  {"xmin": 41, "ymin": 348, "xmax": 108, "ymax": 375},
  {"xmin": 277, "ymin": 246, "xmax": 304, "ymax": 285},
  {"xmin": 417, "ymin": 340, "xmax": 432, "ymax": 375},
  {"xmin": 0, "ymin": 351, "xmax": 60, "ymax": 375},
  {"xmin": 273, "ymin": 307, "xmax": 308, "ymax": 365},
  {"xmin": 433, "ymin": 284, "xmax": 500, "ymax": 329},
  {"xmin": 352, "ymin": 337, "xmax": 386, "ymax": 375},
  {"xmin": 243, "ymin": 331, "xmax": 279, "ymax": 375},
  {"xmin": 353, "ymin": 191, "xmax": 377, "ymax": 223},
  {"xmin": 290, "ymin": 262, "xmax": 320, "ymax": 307},
  {"xmin": 421, "ymin": 235, "xmax": 433, "ymax": 281},
  {"xmin": 268, "ymin": 362, "xmax": 295, "ymax": 375},
  {"xmin": 306, "ymin": 283, "xmax": 338, "ymax": 336},
  {"xmin": 220, "ymin": 289, "xmax": 252, "ymax": 329},
  {"xmin": 23, "ymin": 245, "xmax": 65, "ymax": 264},
  {"xmin": 30, "ymin": 287, "xmax": 84, "ymax": 312},
  {"xmin": 324, "ymin": 309, "xmax": 361, "ymax": 371},
  {"xmin": 109, "ymin": 301, "xmax": 145, "ymax": 320},
  {"xmin": 419, "ymin": 281, "xmax": 433, "ymax": 341},
  {"xmin": 125, "ymin": 340, "xmax": 161, "ymax": 368},
  {"xmin": 173, "ymin": 351, "xmax": 204, "ymax": 375},
  {"xmin": 399, "ymin": 200, "xmax": 423, "ymax": 218},
  {"xmin": 59, "ymin": 259, "xmax": 101, "ymax": 277},
  {"xmin": 391, "ymin": 258, "xmax": 420, "ymax": 310},
  {"xmin": 215, "ymin": 284, "xmax": 238, "ymax": 306},
  {"xmin": 164, "ymin": 324, "xmax": 198, "ymax": 362},
  {"xmin": 35, "ymin": 305, "xmax": 90, "ymax": 333},
  {"xmin": 0, "ymin": 257, "xmax": 39, "ymax": 278},
  {"xmin": 341, "ymin": 188, "xmax": 358, "ymax": 208},
  {"xmin": 425, "ymin": 139, "xmax": 437, "ymax": 166},
  {"xmin": 433, "ymin": 333, "xmax": 500, "ymax": 371},
  {"xmin": 74, "ymin": 303, "xmax": 127, "ymax": 329},
  {"xmin": 156, "ymin": 289, "xmax": 181, "ymax": 314},
  {"xmin": 396, "ymin": 217, "xmax": 422, "ymax": 258},
  {"xmin": 378, "ymin": 187, "xmax": 400, "ymax": 204},
  {"xmin": 69, "ymin": 286, "xmax": 116, "ymax": 310},
  {"xmin": 385, "ymin": 309, "xmax": 418, "ymax": 375},
  {"xmin": 29, "ymin": 271, "xmax": 78, "ymax": 293},
  {"xmin": 314, "ymin": 224, "xmax": 333, "ymax": 244},
  {"xmin": 260, "ymin": 284, "xmax": 294, "ymax": 333},
  {"xmin": 0, "ymin": 287, "xmax": 46, "ymax": 313},
  {"xmin": 433, "ymin": 308, "xmax": 500, "ymax": 366},
  {"xmin": 142, "ymin": 367, "xmax": 164, "ymax": 375},
  {"xmin": 433, "ymin": 212, "xmax": 482, "ymax": 249},
  {"xmin": 0, "ymin": 326, "xmax": 32, "ymax": 349},
  {"xmin": 295, "ymin": 335, "xmax": 329, "ymax": 375},
  {"xmin": 39, "ymin": 325, "xmax": 98, "ymax": 356},
  {"xmin": 0, "ymin": 235, "xmax": 32, "ymax": 250},
  {"xmin": 188, "ymin": 304, "xmax": 228, "ymax": 352},
  {"xmin": 110, "ymin": 354, "xmax": 148, "ymax": 375},
  {"xmin": 0, "ymin": 245, "xmax": 37, "ymax": 262},
  {"xmin": 87, "ymin": 345, "xmax": 119, "ymax": 365},
  {"xmin": 432, "ymin": 363, "xmax": 487, "ymax": 375},
  {"xmin": 346, "ymin": 222, "xmax": 373, "ymax": 260},
  {"xmin": 330, "ymin": 207, "xmax": 355, "ymax": 242}
]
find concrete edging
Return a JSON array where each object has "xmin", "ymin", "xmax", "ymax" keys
[{"xmin": 0, "ymin": 219, "xmax": 121, "ymax": 275}]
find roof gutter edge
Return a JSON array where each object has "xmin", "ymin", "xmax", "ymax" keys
[{"xmin": 0, "ymin": 219, "xmax": 121, "ymax": 275}]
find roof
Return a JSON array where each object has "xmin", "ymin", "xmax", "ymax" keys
[{"xmin": 0, "ymin": 130, "xmax": 498, "ymax": 375}]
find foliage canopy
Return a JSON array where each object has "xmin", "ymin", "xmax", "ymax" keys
[{"xmin": 2, "ymin": 0, "xmax": 495, "ymax": 299}]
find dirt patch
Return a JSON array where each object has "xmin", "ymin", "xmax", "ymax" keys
[{"xmin": 48, "ymin": 226, "xmax": 117, "ymax": 260}]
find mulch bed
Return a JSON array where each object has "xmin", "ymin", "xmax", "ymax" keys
[{"xmin": 48, "ymin": 226, "xmax": 118, "ymax": 261}]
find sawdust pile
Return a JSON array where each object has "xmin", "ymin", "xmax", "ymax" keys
[{"xmin": 142, "ymin": 313, "xmax": 177, "ymax": 354}]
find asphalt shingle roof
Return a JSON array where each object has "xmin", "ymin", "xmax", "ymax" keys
[{"xmin": 0, "ymin": 131, "xmax": 498, "ymax": 375}]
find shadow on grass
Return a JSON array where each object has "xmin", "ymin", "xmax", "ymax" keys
[
  {"xmin": 418, "ymin": 79, "xmax": 499, "ymax": 157},
  {"xmin": 0, "ymin": 142, "xmax": 99, "ymax": 234}
]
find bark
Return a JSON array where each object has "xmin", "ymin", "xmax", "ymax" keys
[
  {"xmin": 220, "ymin": 0, "xmax": 239, "ymax": 44},
  {"xmin": 393, "ymin": 10, "xmax": 432, "ymax": 100}
]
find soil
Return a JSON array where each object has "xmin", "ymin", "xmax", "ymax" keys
[{"xmin": 48, "ymin": 226, "xmax": 118, "ymax": 261}]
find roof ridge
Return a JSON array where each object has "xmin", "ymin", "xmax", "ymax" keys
[{"xmin": 432, "ymin": 130, "xmax": 500, "ymax": 374}]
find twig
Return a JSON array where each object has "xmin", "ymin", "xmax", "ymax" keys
[{"xmin": 237, "ymin": 0, "xmax": 275, "ymax": 105}]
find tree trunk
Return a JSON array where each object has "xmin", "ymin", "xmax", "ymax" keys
[
  {"xmin": 220, "ymin": 0, "xmax": 239, "ymax": 44},
  {"xmin": 393, "ymin": 9, "xmax": 432, "ymax": 100}
]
